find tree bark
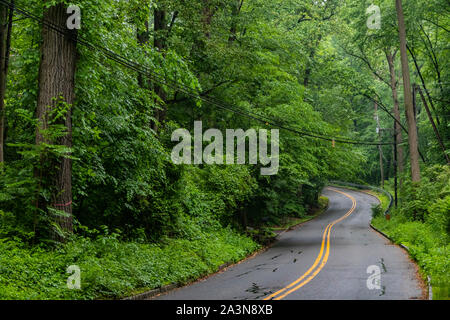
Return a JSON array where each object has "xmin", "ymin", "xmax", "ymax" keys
[
  {"xmin": 385, "ymin": 50, "xmax": 404, "ymax": 175},
  {"xmin": 395, "ymin": 0, "xmax": 421, "ymax": 182},
  {"xmin": 0, "ymin": 1, "xmax": 13, "ymax": 163},
  {"xmin": 36, "ymin": 3, "xmax": 77, "ymax": 239},
  {"xmin": 154, "ymin": 8, "xmax": 167, "ymax": 52}
]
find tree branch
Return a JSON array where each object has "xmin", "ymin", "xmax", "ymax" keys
[{"xmin": 167, "ymin": 79, "xmax": 235, "ymax": 104}]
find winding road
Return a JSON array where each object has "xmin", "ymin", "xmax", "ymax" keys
[{"xmin": 154, "ymin": 187, "xmax": 424, "ymax": 300}]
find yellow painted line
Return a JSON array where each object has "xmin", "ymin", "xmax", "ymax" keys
[
  {"xmin": 263, "ymin": 223, "xmax": 331, "ymax": 300},
  {"xmin": 274, "ymin": 223, "xmax": 333, "ymax": 299},
  {"xmin": 265, "ymin": 188, "xmax": 357, "ymax": 300}
]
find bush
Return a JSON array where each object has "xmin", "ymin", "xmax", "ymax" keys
[{"xmin": 0, "ymin": 227, "xmax": 259, "ymax": 300}]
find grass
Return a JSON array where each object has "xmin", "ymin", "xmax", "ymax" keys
[
  {"xmin": 0, "ymin": 196, "xmax": 330, "ymax": 300},
  {"xmin": 0, "ymin": 227, "xmax": 260, "ymax": 300},
  {"xmin": 369, "ymin": 186, "xmax": 449, "ymax": 300},
  {"xmin": 372, "ymin": 214, "xmax": 450, "ymax": 300},
  {"xmin": 433, "ymin": 286, "xmax": 449, "ymax": 300},
  {"xmin": 330, "ymin": 183, "xmax": 449, "ymax": 300}
]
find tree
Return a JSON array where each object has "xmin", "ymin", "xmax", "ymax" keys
[
  {"xmin": 0, "ymin": 1, "xmax": 13, "ymax": 163},
  {"xmin": 385, "ymin": 50, "xmax": 404, "ymax": 175},
  {"xmin": 395, "ymin": 0, "xmax": 421, "ymax": 182},
  {"xmin": 35, "ymin": 2, "xmax": 78, "ymax": 239}
]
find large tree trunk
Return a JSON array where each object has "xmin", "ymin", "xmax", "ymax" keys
[
  {"xmin": 385, "ymin": 51, "xmax": 404, "ymax": 176},
  {"xmin": 0, "ymin": 2, "xmax": 12, "ymax": 163},
  {"xmin": 395, "ymin": 0, "xmax": 421, "ymax": 182},
  {"xmin": 36, "ymin": 3, "xmax": 77, "ymax": 239}
]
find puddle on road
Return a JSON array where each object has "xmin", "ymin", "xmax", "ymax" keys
[
  {"xmin": 293, "ymin": 258, "xmax": 297, "ymax": 263},
  {"xmin": 246, "ymin": 283, "xmax": 261, "ymax": 294},
  {"xmin": 379, "ymin": 285, "xmax": 386, "ymax": 296},
  {"xmin": 245, "ymin": 283, "xmax": 275, "ymax": 299}
]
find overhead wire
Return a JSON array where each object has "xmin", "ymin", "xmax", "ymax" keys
[{"xmin": 1, "ymin": 0, "xmax": 396, "ymax": 146}]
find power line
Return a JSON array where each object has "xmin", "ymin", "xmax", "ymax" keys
[{"xmin": 1, "ymin": 0, "xmax": 395, "ymax": 146}]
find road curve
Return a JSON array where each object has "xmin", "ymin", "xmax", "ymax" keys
[{"xmin": 154, "ymin": 187, "xmax": 424, "ymax": 300}]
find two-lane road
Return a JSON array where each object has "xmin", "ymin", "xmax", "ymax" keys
[{"xmin": 155, "ymin": 187, "xmax": 424, "ymax": 300}]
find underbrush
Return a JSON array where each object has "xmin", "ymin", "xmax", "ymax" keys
[
  {"xmin": 269, "ymin": 195, "xmax": 329, "ymax": 231},
  {"xmin": 372, "ymin": 214, "xmax": 449, "ymax": 299},
  {"xmin": 0, "ymin": 227, "xmax": 259, "ymax": 300},
  {"xmin": 371, "ymin": 165, "xmax": 450, "ymax": 300}
]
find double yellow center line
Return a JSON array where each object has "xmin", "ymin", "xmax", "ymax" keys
[{"xmin": 264, "ymin": 188, "xmax": 356, "ymax": 300}]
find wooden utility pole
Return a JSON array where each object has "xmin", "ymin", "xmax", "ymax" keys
[
  {"xmin": 393, "ymin": 123, "xmax": 398, "ymax": 208},
  {"xmin": 375, "ymin": 101, "xmax": 384, "ymax": 187},
  {"xmin": 395, "ymin": 0, "xmax": 421, "ymax": 182}
]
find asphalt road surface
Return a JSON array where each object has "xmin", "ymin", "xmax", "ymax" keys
[{"xmin": 154, "ymin": 187, "xmax": 424, "ymax": 300}]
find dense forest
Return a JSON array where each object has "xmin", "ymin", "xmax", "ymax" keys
[{"xmin": 0, "ymin": 0, "xmax": 448, "ymax": 300}]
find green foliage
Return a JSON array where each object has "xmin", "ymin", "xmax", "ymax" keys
[
  {"xmin": 1, "ymin": 0, "xmax": 448, "ymax": 300},
  {"xmin": 372, "ymin": 165, "xmax": 450, "ymax": 299},
  {"xmin": 0, "ymin": 102, "xmax": 79, "ymax": 242},
  {"xmin": 0, "ymin": 227, "xmax": 259, "ymax": 300},
  {"xmin": 371, "ymin": 204, "xmax": 383, "ymax": 219},
  {"xmin": 399, "ymin": 165, "xmax": 450, "ymax": 223}
]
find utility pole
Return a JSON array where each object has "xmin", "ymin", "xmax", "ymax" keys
[
  {"xmin": 395, "ymin": 0, "xmax": 421, "ymax": 182},
  {"xmin": 393, "ymin": 122, "xmax": 398, "ymax": 208}
]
